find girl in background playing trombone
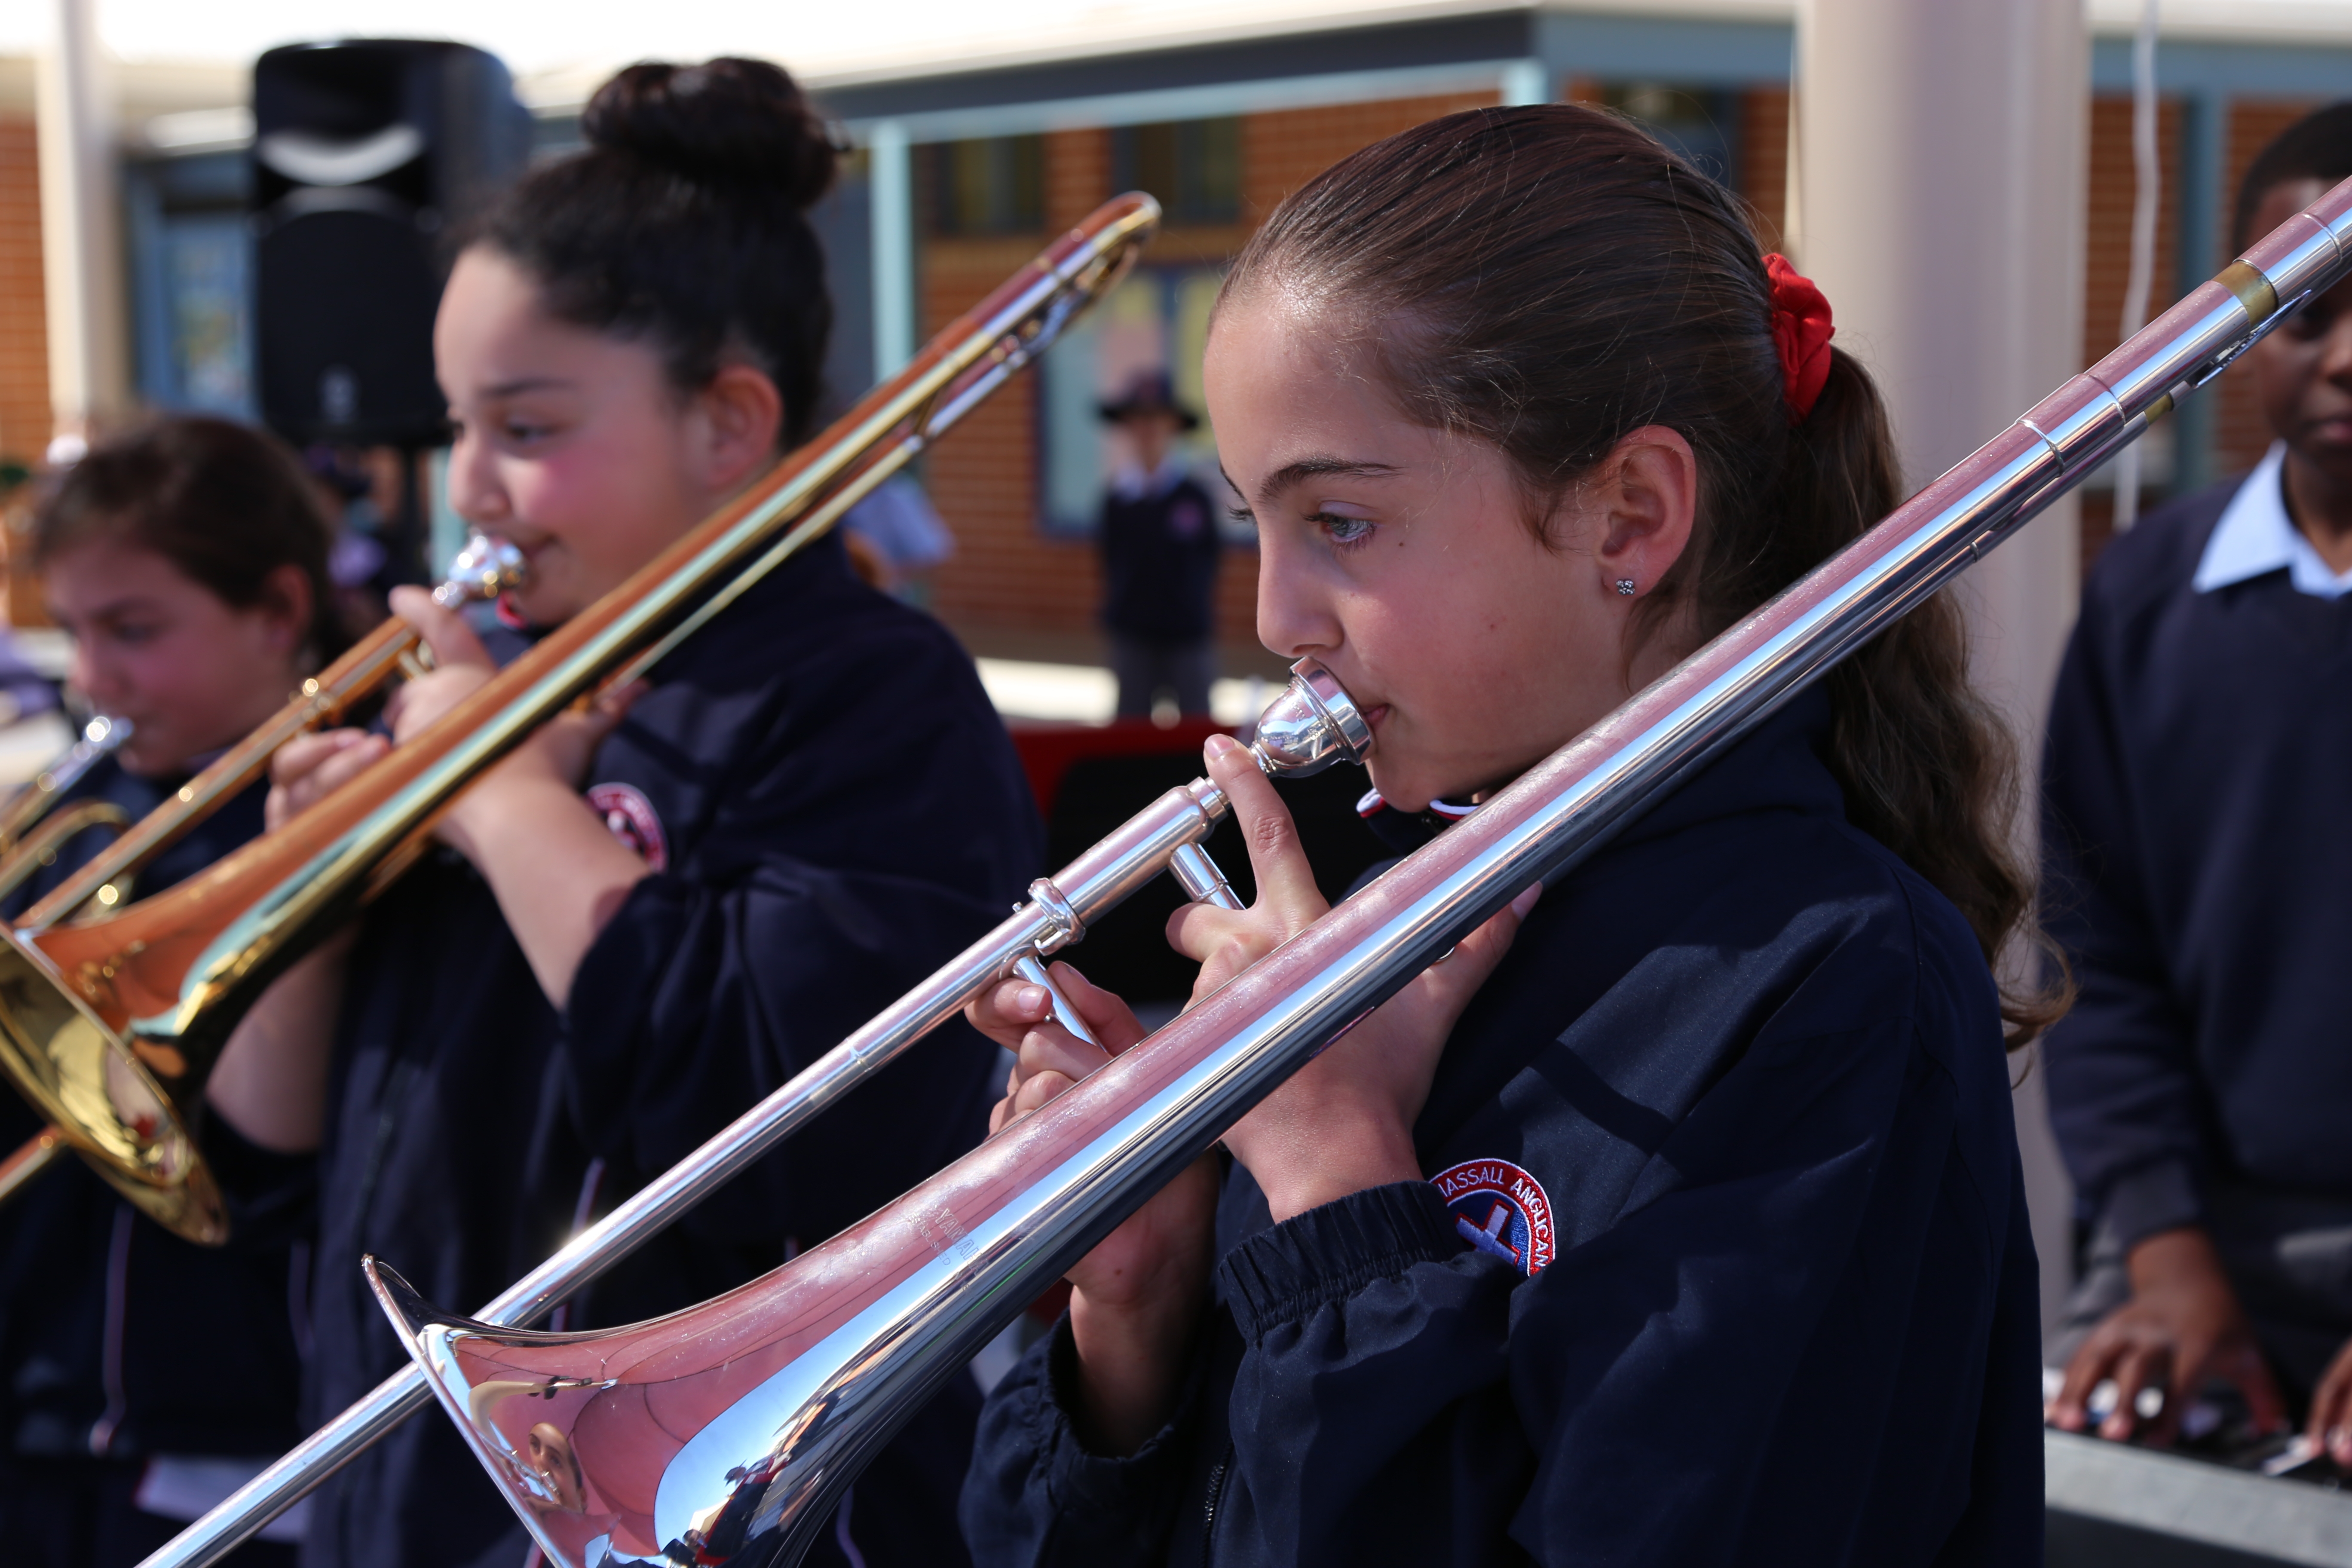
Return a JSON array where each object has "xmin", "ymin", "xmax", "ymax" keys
[
  {"xmin": 208, "ymin": 58, "xmax": 1042, "ymax": 1568},
  {"xmin": 0, "ymin": 416, "xmax": 340, "ymax": 1566}
]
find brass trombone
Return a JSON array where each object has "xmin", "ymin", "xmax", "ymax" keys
[
  {"xmin": 0, "ymin": 715, "xmax": 137, "ymax": 917},
  {"xmin": 0, "ymin": 542, "xmax": 525, "ymax": 1216},
  {"xmin": 0, "ymin": 192, "xmax": 1163, "ymax": 1250},
  {"xmin": 334, "ymin": 182, "xmax": 2352, "ymax": 1566},
  {"xmin": 0, "ymin": 714, "xmax": 130, "ymax": 861}
]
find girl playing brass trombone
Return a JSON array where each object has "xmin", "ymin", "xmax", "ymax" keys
[{"xmin": 209, "ymin": 59, "xmax": 1041, "ymax": 1568}]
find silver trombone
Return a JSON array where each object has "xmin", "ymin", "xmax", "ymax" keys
[{"xmin": 151, "ymin": 175, "xmax": 2352, "ymax": 1568}]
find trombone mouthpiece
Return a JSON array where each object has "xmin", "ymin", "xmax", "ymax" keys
[
  {"xmin": 1250, "ymin": 658, "xmax": 1373, "ymax": 777},
  {"xmin": 432, "ymin": 533, "xmax": 529, "ymax": 609}
]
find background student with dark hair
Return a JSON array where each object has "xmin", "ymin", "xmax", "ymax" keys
[
  {"xmin": 0, "ymin": 415, "xmax": 342, "ymax": 1566},
  {"xmin": 2045, "ymin": 104, "xmax": 2352, "ymax": 1468},
  {"xmin": 205, "ymin": 58, "xmax": 1043, "ymax": 1568},
  {"xmin": 1096, "ymin": 369, "xmax": 1222, "ymax": 718},
  {"xmin": 962, "ymin": 104, "xmax": 2053, "ymax": 1565}
]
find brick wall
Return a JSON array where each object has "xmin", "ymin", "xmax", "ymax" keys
[
  {"xmin": 922, "ymin": 92, "xmax": 1495, "ymax": 662},
  {"xmin": 2075, "ymin": 94, "xmax": 2184, "ymax": 564},
  {"xmin": 1741, "ymin": 87, "xmax": 1790, "ymax": 254},
  {"xmin": 0, "ymin": 115, "xmax": 46, "ymax": 469}
]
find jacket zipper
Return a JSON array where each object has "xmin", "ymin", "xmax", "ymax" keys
[{"xmin": 1201, "ymin": 1444, "xmax": 1233, "ymax": 1561}]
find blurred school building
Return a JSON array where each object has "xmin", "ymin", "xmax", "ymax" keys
[{"xmin": 4, "ymin": 4, "xmax": 2352, "ymax": 674}]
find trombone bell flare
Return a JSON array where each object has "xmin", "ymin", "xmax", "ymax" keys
[{"xmin": 0, "ymin": 924, "xmax": 226, "ymax": 1241}]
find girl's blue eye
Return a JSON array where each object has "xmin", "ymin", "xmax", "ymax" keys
[{"xmin": 1320, "ymin": 513, "xmax": 1375, "ymax": 546}]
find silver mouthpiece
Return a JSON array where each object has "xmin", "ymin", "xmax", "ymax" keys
[
  {"xmin": 430, "ymin": 532, "xmax": 528, "ymax": 609},
  {"xmin": 1250, "ymin": 657, "xmax": 1373, "ymax": 777}
]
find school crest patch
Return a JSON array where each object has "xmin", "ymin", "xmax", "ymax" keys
[
  {"xmin": 587, "ymin": 782, "xmax": 668, "ymax": 873},
  {"xmin": 1432, "ymin": 1158, "xmax": 1556, "ymax": 1276}
]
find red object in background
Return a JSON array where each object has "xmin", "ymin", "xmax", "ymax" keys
[{"xmin": 1008, "ymin": 716, "xmax": 1233, "ymax": 820}]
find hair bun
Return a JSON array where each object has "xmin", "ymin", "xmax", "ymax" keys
[{"xmin": 583, "ymin": 58, "xmax": 837, "ymax": 209}]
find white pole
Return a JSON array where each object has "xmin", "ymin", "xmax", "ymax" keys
[
  {"xmin": 868, "ymin": 119, "xmax": 914, "ymax": 378},
  {"xmin": 34, "ymin": 0, "xmax": 128, "ymax": 449},
  {"xmin": 1499, "ymin": 59, "xmax": 1549, "ymax": 108},
  {"xmin": 1796, "ymin": 0, "xmax": 2089, "ymax": 1340},
  {"xmin": 2112, "ymin": 0, "xmax": 2162, "ymax": 531}
]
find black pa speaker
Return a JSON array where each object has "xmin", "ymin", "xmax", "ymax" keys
[{"xmin": 252, "ymin": 40, "xmax": 531, "ymax": 447}]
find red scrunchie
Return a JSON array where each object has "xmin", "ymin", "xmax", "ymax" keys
[{"xmin": 1764, "ymin": 253, "xmax": 1835, "ymax": 423}]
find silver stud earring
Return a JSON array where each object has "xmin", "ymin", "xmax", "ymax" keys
[{"xmin": 1615, "ymin": 578, "xmax": 1637, "ymax": 597}]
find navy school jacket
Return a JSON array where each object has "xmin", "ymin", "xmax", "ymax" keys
[
  {"xmin": 298, "ymin": 533, "xmax": 1046, "ymax": 1568},
  {"xmin": 2040, "ymin": 475, "xmax": 2352, "ymax": 1256},
  {"xmin": 0, "ymin": 761, "xmax": 313, "ymax": 1466},
  {"xmin": 962, "ymin": 688, "xmax": 2043, "ymax": 1567}
]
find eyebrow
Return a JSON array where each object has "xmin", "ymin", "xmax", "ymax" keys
[
  {"xmin": 55, "ymin": 594, "xmax": 164, "ymax": 626},
  {"xmin": 479, "ymin": 375, "xmax": 579, "ymax": 398},
  {"xmin": 1236, "ymin": 455, "xmax": 1403, "ymax": 505}
]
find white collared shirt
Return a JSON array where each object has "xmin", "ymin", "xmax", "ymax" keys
[{"xmin": 2191, "ymin": 443, "xmax": 2352, "ymax": 599}]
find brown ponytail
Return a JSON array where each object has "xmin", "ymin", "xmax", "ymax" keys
[{"xmin": 1223, "ymin": 104, "xmax": 2067, "ymax": 1045}]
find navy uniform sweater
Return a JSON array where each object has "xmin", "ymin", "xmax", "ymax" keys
[
  {"xmin": 2041, "ymin": 475, "xmax": 2352, "ymax": 1251},
  {"xmin": 298, "ymin": 534, "xmax": 1045, "ymax": 1568},
  {"xmin": 1099, "ymin": 475, "xmax": 1222, "ymax": 644},
  {"xmin": 0, "ymin": 763, "xmax": 312, "ymax": 1466},
  {"xmin": 963, "ymin": 688, "xmax": 2043, "ymax": 1566}
]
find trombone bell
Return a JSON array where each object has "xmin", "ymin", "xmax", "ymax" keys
[{"xmin": 0, "ymin": 925, "xmax": 225, "ymax": 1240}]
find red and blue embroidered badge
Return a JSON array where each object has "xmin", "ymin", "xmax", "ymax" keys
[
  {"xmin": 1431, "ymin": 1158, "xmax": 1556, "ymax": 1276},
  {"xmin": 586, "ymin": 782, "xmax": 668, "ymax": 873}
]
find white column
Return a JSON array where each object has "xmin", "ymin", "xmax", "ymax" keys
[
  {"xmin": 867, "ymin": 120, "xmax": 915, "ymax": 378},
  {"xmin": 35, "ymin": 0, "xmax": 129, "ymax": 447},
  {"xmin": 1498, "ymin": 59, "xmax": 1550, "ymax": 108},
  {"xmin": 1794, "ymin": 0, "xmax": 2089, "ymax": 1339}
]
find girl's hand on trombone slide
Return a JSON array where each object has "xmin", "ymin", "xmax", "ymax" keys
[
  {"xmin": 1168, "ymin": 734, "xmax": 1538, "ymax": 1224},
  {"xmin": 970, "ymin": 962, "xmax": 1222, "ymax": 1455}
]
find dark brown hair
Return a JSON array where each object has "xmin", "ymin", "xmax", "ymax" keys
[
  {"xmin": 1224, "ymin": 104, "xmax": 2066, "ymax": 1045},
  {"xmin": 478, "ymin": 58, "xmax": 839, "ymax": 447},
  {"xmin": 2234, "ymin": 100, "xmax": 2352, "ymax": 249},
  {"xmin": 33, "ymin": 415, "xmax": 344, "ymax": 663}
]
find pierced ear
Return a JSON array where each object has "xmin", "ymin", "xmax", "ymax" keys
[{"xmin": 1592, "ymin": 426, "xmax": 1698, "ymax": 596}]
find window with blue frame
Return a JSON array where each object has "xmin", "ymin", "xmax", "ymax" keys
[
  {"xmin": 126, "ymin": 150, "xmax": 258, "ymax": 420},
  {"xmin": 1037, "ymin": 263, "xmax": 1244, "ymax": 540},
  {"xmin": 926, "ymin": 136, "xmax": 1047, "ymax": 236},
  {"xmin": 1111, "ymin": 119, "xmax": 1243, "ymax": 227}
]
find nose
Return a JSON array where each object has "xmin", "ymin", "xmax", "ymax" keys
[
  {"xmin": 444, "ymin": 425, "xmax": 508, "ymax": 527},
  {"xmin": 1254, "ymin": 527, "xmax": 1344, "ymax": 662},
  {"xmin": 67, "ymin": 642, "xmax": 115, "ymax": 714}
]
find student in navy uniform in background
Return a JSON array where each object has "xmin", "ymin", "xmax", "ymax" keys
[
  {"xmin": 961, "ymin": 106, "xmax": 2056, "ymax": 1566},
  {"xmin": 1098, "ymin": 369, "xmax": 1222, "ymax": 718},
  {"xmin": 0, "ymin": 417, "xmax": 340, "ymax": 1566},
  {"xmin": 205, "ymin": 60, "xmax": 1043, "ymax": 1568},
  {"xmin": 2045, "ymin": 104, "xmax": 2352, "ymax": 1467}
]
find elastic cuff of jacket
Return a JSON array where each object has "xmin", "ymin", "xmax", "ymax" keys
[
  {"xmin": 2101, "ymin": 1160, "xmax": 2204, "ymax": 1252},
  {"xmin": 1219, "ymin": 1180, "xmax": 1462, "ymax": 1345},
  {"xmin": 1038, "ymin": 1313, "xmax": 1207, "ymax": 1500}
]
